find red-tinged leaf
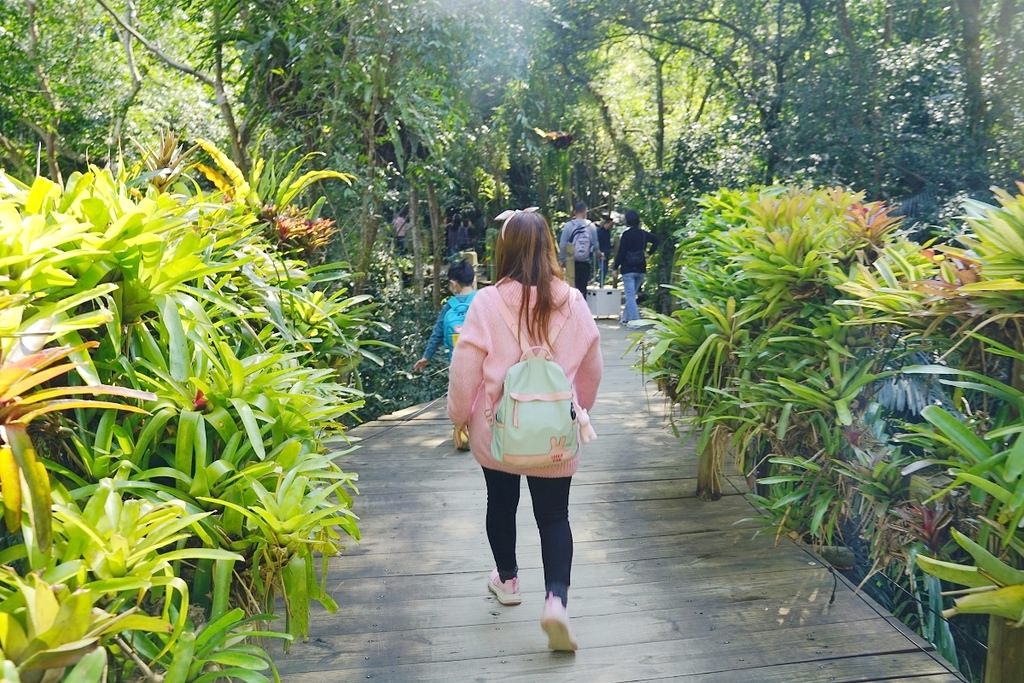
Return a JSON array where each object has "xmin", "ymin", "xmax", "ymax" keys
[
  {"xmin": 18, "ymin": 385, "xmax": 156, "ymax": 405},
  {"xmin": 0, "ymin": 362, "xmax": 77, "ymax": 401},
  {"xmin": 0, "ymin": 342, "xmax": 98, "ymax": 394},
  {"xmin": 3, "ymin": 342, "xmax": 98, "ymax": 372},
  {"xmin": 13, "ymin": 400, "xmax": 150, "ymax": 424}
]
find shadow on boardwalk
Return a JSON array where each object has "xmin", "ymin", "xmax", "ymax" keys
[{"xmin": 273, "ymin": 322, "xmax": 962, "ymax": 682}]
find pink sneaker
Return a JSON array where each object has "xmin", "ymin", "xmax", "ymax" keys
[
  {"xmin": 487, "ymin": 568, "xmax": 522, "ymax": 605},
  {"xmin": 541, "ymin": 593, "xmax": 578, "ymax": 651}
]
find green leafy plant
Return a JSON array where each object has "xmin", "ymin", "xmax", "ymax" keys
[
  {"xmin": 0, "ymin": 335, "xmax": 153, "ymax": 548},
  {"xmin": 0, "ymin": 568, "xmax": 168, "ymax": 683}
]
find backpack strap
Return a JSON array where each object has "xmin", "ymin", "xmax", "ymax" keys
[{"xmin": 493, "ymin": 291, "xmax": 533, "ymax": 356}]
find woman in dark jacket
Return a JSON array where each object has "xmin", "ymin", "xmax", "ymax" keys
[{"xmin": 613, "ymin": 209, "xmax": 660, "ymax": 324}]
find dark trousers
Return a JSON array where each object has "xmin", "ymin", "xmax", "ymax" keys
[
  {"xmin": 482, "ymin": 467, "xmax": 573, "ymax": 596},
  {"xmin": 573, "ymin": 260, "xmax": 591, "ymax": 298}
]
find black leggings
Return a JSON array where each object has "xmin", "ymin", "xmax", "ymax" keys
[
  {"xmin": 482, "ymin": 467, "xmax": 573, "ymax": 602},
  {"xmin": 573, "ymin": 261, "xmax": 591, "ymax": 298}
]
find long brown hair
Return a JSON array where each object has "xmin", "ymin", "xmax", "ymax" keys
[{"xmin": 495, "ymin": 211, "xmax": 565, "ymax": 347}]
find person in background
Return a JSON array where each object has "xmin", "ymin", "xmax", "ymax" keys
[
  {"xmin": 392, "ymin": 210, "xmax": 408, "ymax": 253},
  {"xmin": 596, "ymin": 213, "xmax": 613, "ymax": 286},
  {"xmin": 613, "ymin": 209, "xmax": 660, "ymax": 325},
  {"xmin": 447, "ymin": 213, "xmax": 462, "ymax": 258},
  {"xmin": 557, "ymin": 201, "xmax": 601, "ymax": 298},
  {"xmin": 414, "ymin": 259, "xmax": 478, "ymax": 449},
  {"xmin": 448, "ymin": 208, "xmax": 602, "ymax": 652},
  {"xmin": 458, "ymin": 215, "xmax": 472, "ymax": 253}
]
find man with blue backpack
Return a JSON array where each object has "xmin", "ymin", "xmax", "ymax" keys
[
  {"xmin": 413, "ymin": 259, "xmax": 477, "ymax": 449},
  {"xmin": 558, "ymin": 201, "xmax": 601, "ymax": 298}
]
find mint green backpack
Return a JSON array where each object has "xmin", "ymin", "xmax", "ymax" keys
[{"xmin": 490, "ymin": 291, "xmax": 595, "ymax": 468}]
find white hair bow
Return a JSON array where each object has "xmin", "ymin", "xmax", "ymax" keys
[{"xmin": 494, "ymin": 206, "xmax": 539, "ymax": 238}]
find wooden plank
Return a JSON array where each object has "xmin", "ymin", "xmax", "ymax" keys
[
  {"xmin": 632, "ymin": 653, "xmax": 958, "ymax": 682},
  {"xmin": 273, "ymin": 324, "xmax": 956, "ymax": 682},
  {"xmin": 349, "ymin": 465, "xmax": 703, "ymax": 495},
  {"xmin": 346, "ymin": 434, "xmax": 697, "ymax": 463},
  {"xmin": 348, "ymin": 506, "xmax": 763, "ymax": 556},
  {"xmin": 308, "ymin": 565, "xmax": 875, "ymax": 635},
  {"xmin": 327, "ymin": 527, "xmax": 816, "ymax": 581},
  {"xmin": 355, "ymin": 493, "xmax": 760, "ymax": 540},
  {"xmin": 323, "ymin": 547, "xmax": 826, "ymax": 610},
  {"xmin": 874, "ymin": 677, "xmax": 965, "ymax": 683},
  {"xmin": 355, "ymin": 477, "xmax": 721, "ymax": 513},
  {"xmin": 276, "ymin": 617, "xmax": 925, "ymax": 679}
]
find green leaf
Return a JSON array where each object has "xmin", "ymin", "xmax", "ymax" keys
[
  {"xmin": 159, "ymin": 296, "xmax": 191, "ymax": 382},
  {"xmin": 915, "ymin": 554, "xmax": 992, "ymax": 588},
  {"xmin": 950, "ymin": 528, "xmax": 1024, "ymax": 586},
  {"xmin": 61, "ymin": 647, "xmax": 107, "ymax": 683},
  {"xmin": 192, "ymin": 669, "xmax": 270, "ymax": 683},
  {"xmin": 1005, "ymin": 433, "xmax": 1024, "ymax": 483},
  {"xmin": 775, "ymin": 403, "xmax": 792, "ymax": 440},
  {"xmin": 3, "ymin": 426, "xmax": 52, "ymax": 548},
  {"xmin": 204, "ymin": 650, "xmax": 270, "ymax": 670},
  {"xmin": 810, "ymin": 491, "xmax": 835, "ymax": 537},
  {"xmin": 951, "ymin": 471, "xmax": 1013, "ymax": 504},
  {"xmin": 282, "ymin": 554, "xmax": 310, "ymax": 640},
  {"xmin": 230, "ymin": 399, "xmax": 266, "ymax": 460},
  {"xmin": 920, "ymin": 405, "xmax": 991, "ymax": 464},
  {"xmin": 175, "ymin": 410, "xmax": 201, "ymax": 478},
  {"xmin": 834, "ymin": 398, "xmax": 852, "ymax": 426}
]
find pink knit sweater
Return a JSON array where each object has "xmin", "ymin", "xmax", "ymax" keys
[{"xmin": 447, "ymin": 278, "xmax": 603, "ymax": 477}]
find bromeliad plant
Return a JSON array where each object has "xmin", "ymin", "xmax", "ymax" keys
[
  {"xmin": 0, "ymin": 308, "xmax": 154, "ymax": 548},
  {"xmin": 645, "ymin": 181, "xmax": 1024, "ymax": 679},
  {"xmin": 0, "ymin": 143, "xmax": 374, "ymax": 676},
  {"xmin": 642, "ymin": 186, "xmax": 908, "ymax": 503},
  {"xmin": 916, "ymin": 529, "xmax": 1024, "ymax": 683}
]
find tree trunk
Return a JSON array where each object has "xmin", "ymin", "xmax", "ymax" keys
[
  {"xmin": 654, "ymin": 55, "xmax": 666, "ymax": 171},
  {"xmin": 95, "ymin": 0, "xmax": 248, "ymax": 172},
  {"xmin": 834, "ymin": 0, "xmax": 883, "ymax": 194},
  {"xmin": 409, "ymin": 185, "xmax": 423, "ymax": 299},
  {"xmin": 696, "ymin": 425, "xmax": 728, "ymax": 501},
  {"xmin": 561, "ymin": 150, "xmax": 573, "ymax": 214},
  {"xmin": 214, "ymin": 44, "xmax": 249, "ymax": 173},
  {"xmin": 110, "ymin": 0, "xmax": 142, "ymax": 160},
  {"xmin": 985, "ymin": 615, "xmax": 1024, "ymax": 683},
  {"xmin": 355, "ymin": 89, "xmax": 381, "ymax": 294},
  {"xmin": 986, "ymin": 0, "xmax": 1021, "ymax": 136},
  {"xmin": 426, "ymin": 183, "xmax": 443, "ymax": 310},
  {"xmin": 760, "ymin": 58, "xmax": 786, "ymax": 184},
  {"xmin": 24, "ymin": 0, "xmax": 62, "ymax": 182},
  {"xmin": 559, "ymin": 62, "xmax": 645, "ymax": 185},
  {"xmin": 956, "ymin": 0, "xmax": 986, "ymax": 186}
]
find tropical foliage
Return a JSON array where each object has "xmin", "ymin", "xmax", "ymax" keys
[
  {"xmin": 640, "ymin": 183, "xmax": 1024, "ymax": 680},
  {"xmin": 3, "ymin": 1, "xmax": 1024, "ymax": 681},
  {"xmin": 0, "ymin": 144, "xmax": 370, "ymax": 680}
]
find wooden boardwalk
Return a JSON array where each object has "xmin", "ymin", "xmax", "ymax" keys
[{"xmin": 274, "ymin": 323, "xmax": 962, "ymax": 682}]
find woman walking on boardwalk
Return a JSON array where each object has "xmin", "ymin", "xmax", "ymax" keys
[
  {"xmin": 447, "ymin": 208, "xmax": 603, "ymax": 651},
  {"xmin": 614, "ymin": 209, "xmax": 660, "ymax": 325}
]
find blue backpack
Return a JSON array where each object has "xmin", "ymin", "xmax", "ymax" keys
[{"xmin": 443, "ymin": 291, "xmax": 477, "ymax": 351}]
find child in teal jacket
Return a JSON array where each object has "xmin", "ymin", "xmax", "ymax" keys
[{"xmin": 413, "ymin": 260, "xmax": 477, "ymax": 448}]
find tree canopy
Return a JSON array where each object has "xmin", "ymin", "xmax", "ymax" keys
[{"xmin": 2, "ymin": 0, "xmax": 1022, "ymax": 255}]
